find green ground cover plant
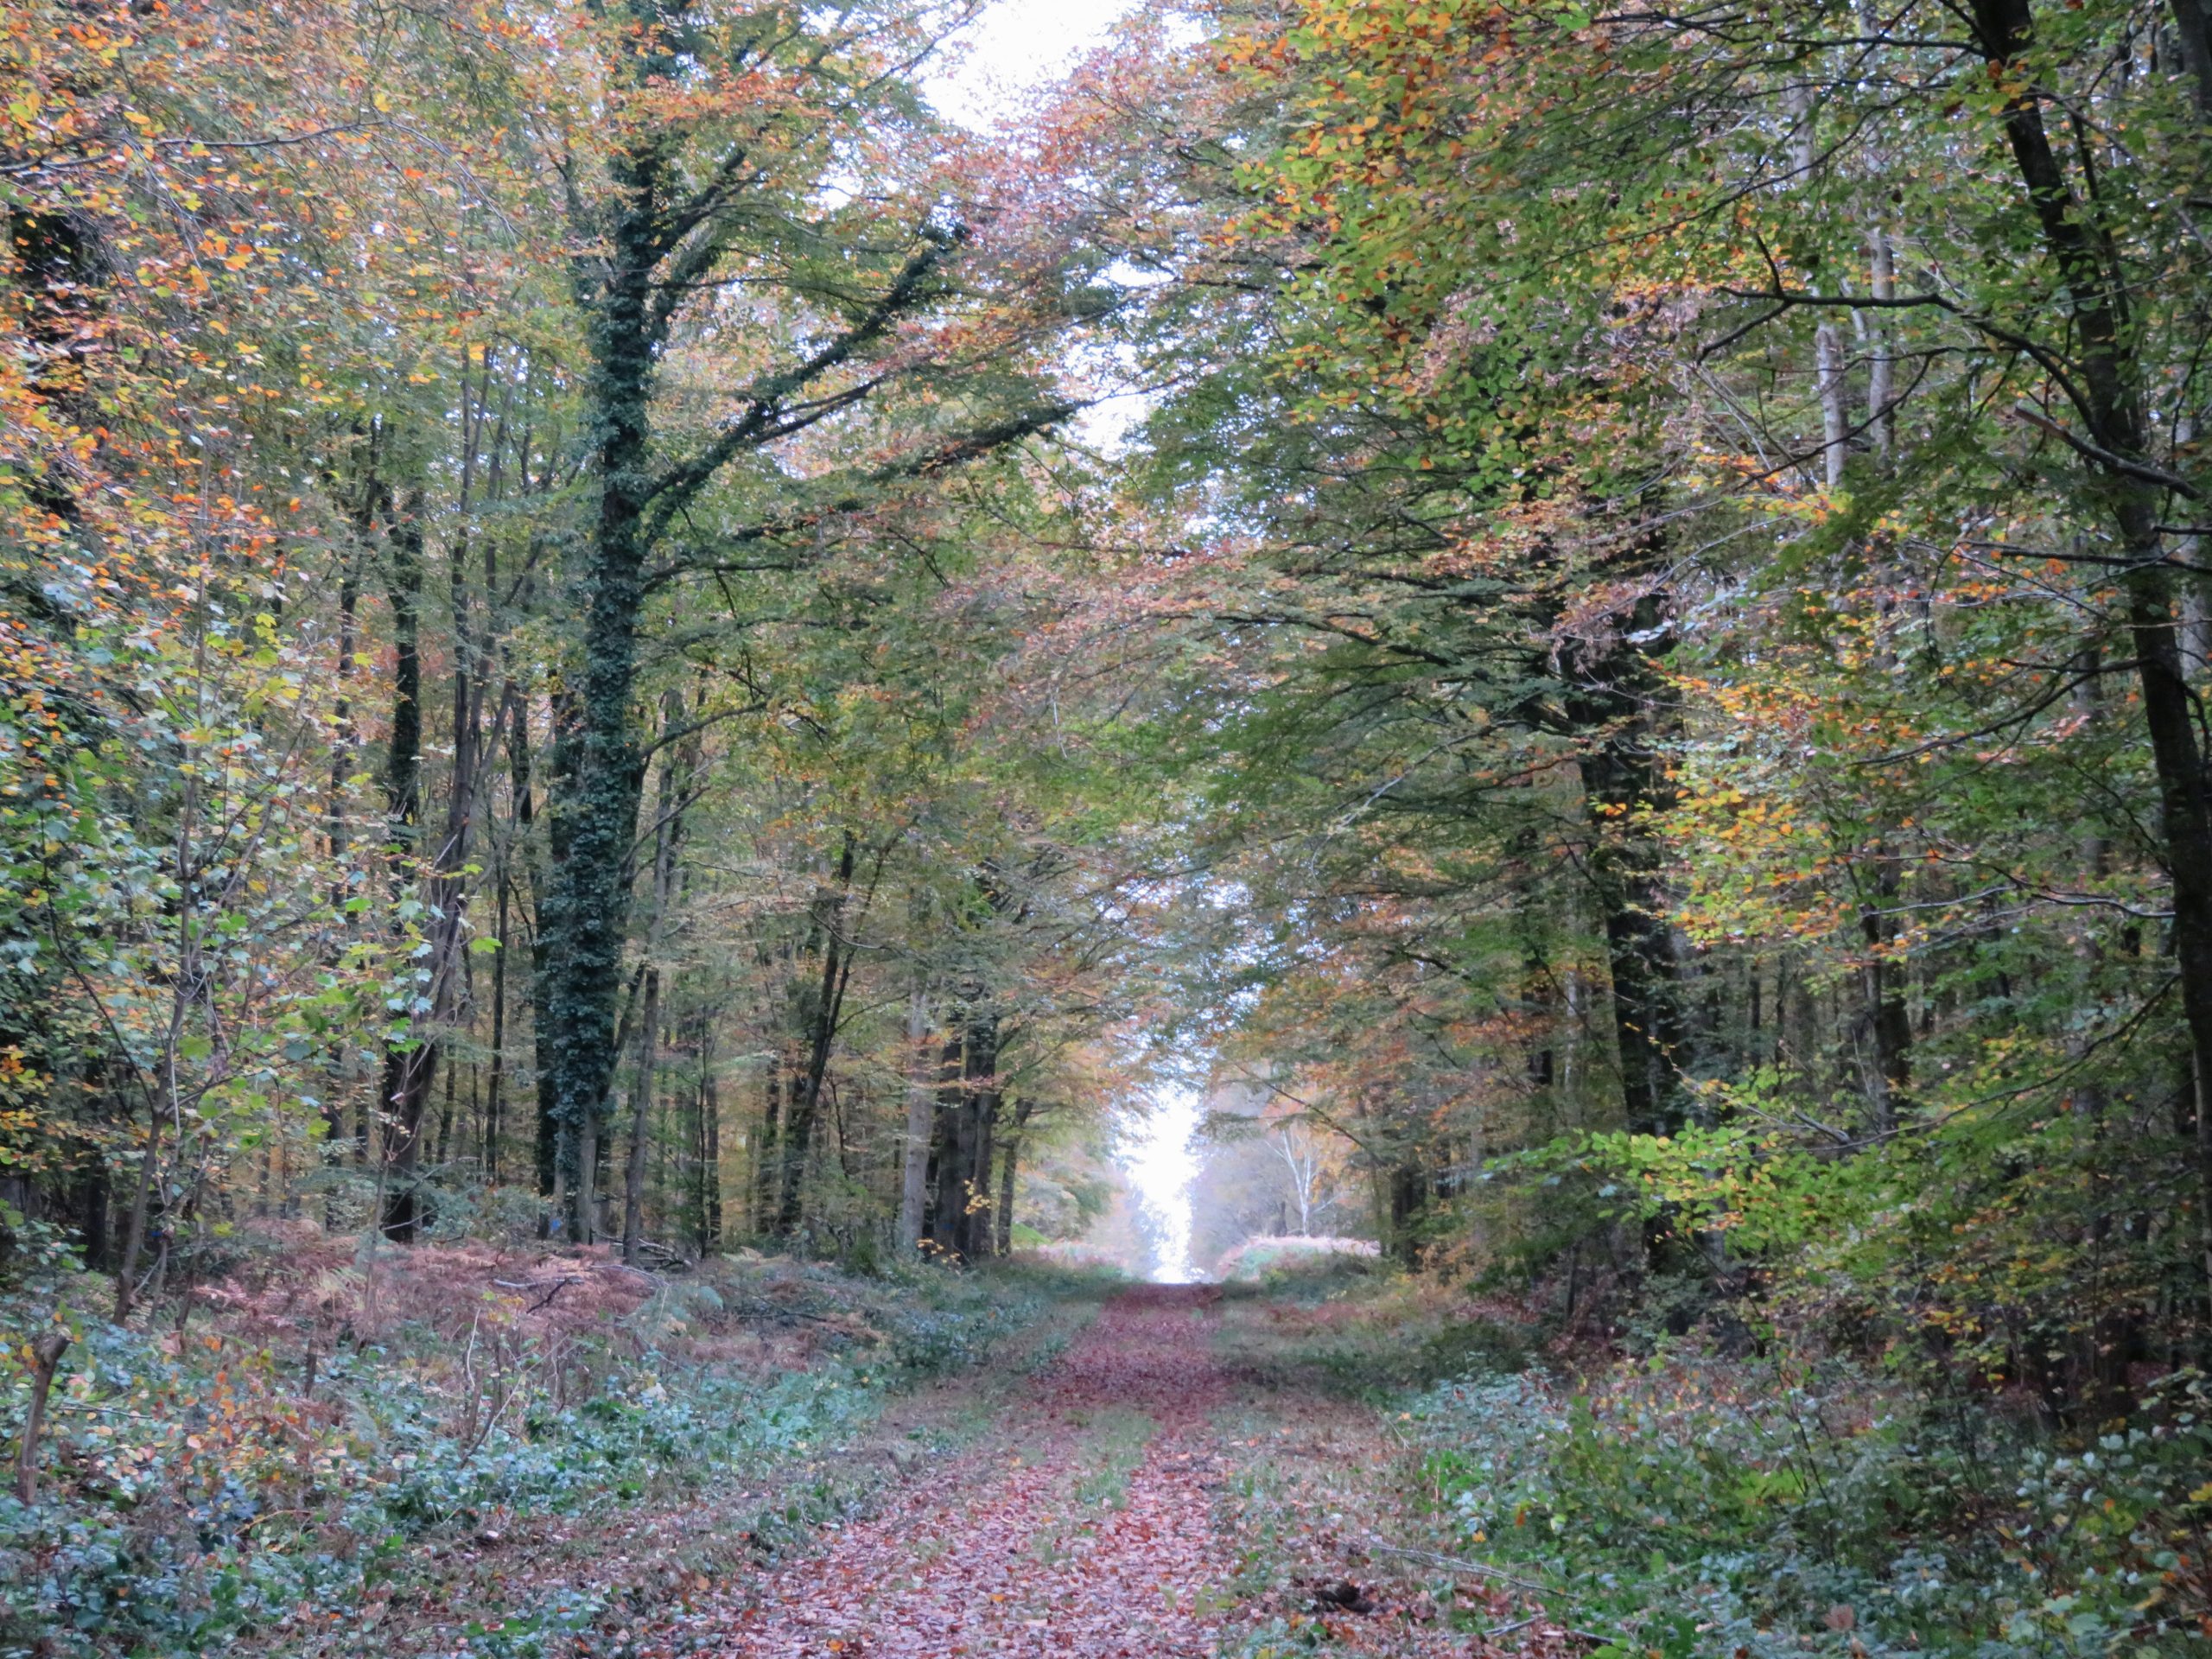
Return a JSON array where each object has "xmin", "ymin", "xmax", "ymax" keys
[
  {"xmin": 1404, "ymin": 1334, "xmax": 2212, "ymax": 1655},
  {"xmin": 0, "ymin": 1242, "xmax": 1096, "ymax": 1657}
]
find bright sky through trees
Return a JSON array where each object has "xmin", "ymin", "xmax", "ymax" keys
[
  {"xmin": 923, "ymin": 0, "xmax": 1137, "ymax": 129},
  {"xmin": 1121, "ymin": 1087, "xmax": 1202, "ymax": 1283}
]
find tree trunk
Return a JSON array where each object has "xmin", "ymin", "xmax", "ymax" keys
[
  {"xmin": 13, "ymin": 1331, "xmax": 69, "ymax": 1504},
  {"xmin": 773, "ymin": 835, "xmax": 858, "ymax": 1236},
  {"xmin": 541, "ymin": 157, "xmax": 662, "ymax": 1240},
  {"xmin": 1970, "ymin": 0, "xmax": 2212, "ymax": 1291},
  {"xmin": 1581, "ymin": 727, "xmax": 1689, "ymax": 1137},
  {"xmin": 486, "ymin": 863, "xmax": 508, "ymax": 1185},
  {"xmin": 994, "ymin": 1096, "xmax": 1034, "ymax": 1257},
  {"xmin": 898, "ymin": 988, "xmax": 934, "ymax": 1253},
  {"xmin": 622, "ymin": 697, "xmax": 687, "ymax": 1263},
  {"xmin": 925, "ymin": 1029, "xmax": 966, "ymax": 1248},
  {"xmin": 111, "ymin": 1103, "xmax": 162, "ymax": 1321},
  {"xmin": 696, "ymin": 1019, "xmax": 722, "ymax": 1252},
  {"xmin": 948, "ymin": 1012, "xmax": 1000, "ymax": 1262},
  {"xmin": 1814, "ymin": 320, "xmax": 1847, "ymax": 489},
  {"xmin": 621, "ymin": 968, "xmax": 659, "ymax": 1263},
  {"xmin": 2166, "ymin": 0, "xmax": 2212, "ymax": 117},
  {"xmin": 377, "ymin": 488, "xmax": 434, "ymax": 1239},
  {"xmin": 327, "ymin": 475, "xmax": 365, "ymax": 1182},
  {"xmin": 754, "ymin": 1058, "xmax": 780, "ymax": 1237}
]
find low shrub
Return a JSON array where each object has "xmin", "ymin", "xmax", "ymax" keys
[{"xmin": 1408, "ymin": 1358, "xmax": 2212, "ymax": 1656}]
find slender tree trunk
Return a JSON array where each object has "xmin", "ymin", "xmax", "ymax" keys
[
  {"xmin": 523, "ymin": 693, "xmax": 575, "ymax": 1219},
  {"xmin": 701, "ymin": 1025, "xmax": 723, "ymax": 1249},
  {"xmin": 377, "ymin": 489, "xmax": 434, "ymax": 1238},
  {"xmin": 897, "ymin": 988, "xmax": 934, "ymax": 1253},
  {"xmin": 1865, "ymin": 217, "xmax": 1896, "ymax": 460},
  {"xmin": 621, "ymin": 969, "xmax": 660, "ymax": 1262},
  {"xmin": 327, "ymin": 497, "xmax": 364, "ymax": 1182},
  {"xmin": 13, "ymin": 1331, "xmax": 69, "ymax": 1504},
  {"xmin": 111, "ymin": 1104, "xmax": 162, "ymax": 1321},
  {"xmin": 754, "ymin": 1046, "xmax": 783, "ymax": 1236},
  {"xmin": 994, "ymin": 1097, "xmax": 1034, "ymax": 1257},
  {"xmin": 622, "ymin": 698, "xmax": 686, "ymax": 1262},
  {"xmin": 1970, "ymin": 0, "xmax": 2212, "ymax": 1283},
  {"xmin": 1814, "ymin": 320, "xmax": 1847, "ymax": 489},
  {"xmin": 774, "ymin": 835, "xmax": 858, "ymax": 1236},
  {"xmin": 487, "ymin": 864, "xmax": 508, "ymax": 1185}
]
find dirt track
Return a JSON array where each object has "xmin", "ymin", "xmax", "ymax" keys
[
  {"xmin": 715, "ymin": 1287, "xmax": 1239, "ymax": 1656},
  {"xmin": 695, "ymin": 1284, "xmax": 1526, "ymax": 1659}
]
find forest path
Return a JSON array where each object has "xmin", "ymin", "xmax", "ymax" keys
[
  {"xmin": 710, "ymin": 1285, "xmax": 1239, "ymax": 1656},
  {"xmin": 691, "ymin": 1284, "xmax": 1497, "ymax": 1659}
]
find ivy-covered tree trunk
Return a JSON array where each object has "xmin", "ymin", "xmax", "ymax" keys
[{"xmin": 541, "ymin": 150, "xmax": 661, "ymax": 1240}]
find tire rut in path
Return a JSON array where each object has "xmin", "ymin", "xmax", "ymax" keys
[{"xmin": 713, "ymin": 1285, "xmax": 1237, "ymax": 1658}]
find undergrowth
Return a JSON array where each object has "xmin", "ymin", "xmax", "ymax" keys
[
  {"xmin": 1216, "ymin": 1264, "xmax": 2212, "ymax": 1656},
  {"xmin": 1405, "ymin": 1340, "xmax": 2212, "ymax": 1656},
  {"xmin": 0, "ymin": 1240, "xmax": 1103, "ymax": 1657}
]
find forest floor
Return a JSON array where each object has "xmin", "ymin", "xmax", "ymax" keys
[{"xmin": 480, "ymin": 1282, "xmax": 1563, "ymax": 1659}]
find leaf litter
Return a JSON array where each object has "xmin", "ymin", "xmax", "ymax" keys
[{"xmin": 633, "ymin": 1285, "xmax": 1554, "ymax": 1658}]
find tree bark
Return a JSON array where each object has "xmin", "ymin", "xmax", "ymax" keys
[
  {"xmin": 925, "ymin": 1027, "xmax": 967, "ymax": 1248},
  {"xmin": 623, "ymin": 697, "xmax": 687, "ymax": 1263},
  {"xmin": 377, "ymin": 489, "xmax": 434, "ymax": 1238},
  {"xmin": 1969, "ymin": 0, "xmax": 2212, "ymax": 1284},
  {"xmin": 111, "ymin": 1103, "xmax": 161, "ymax": 1321},
  {"xmin": 2166, "ymin": 0, "xmax": 2212, "ymax": 118},
  {"xmin": 696, "ymin": 1019, "xmax": 722, "ymax": 1252},
  {"xmin": 621, "ymin": 967, "xmax": 659, "ymax": 1263},
  {"xmin": 771, "ymin": 835, "xmax": 858, "ymax": 1236},
  {"xmin": 1580, "ymin": 728, "xmax": 1689, "ymax": 1137},
  {"xmin": 897, "ymin": 988, "xmax": 934, "ymax": 1253},
  {"xmin": 541, "ymin": 137, "xmax": 663, "ymax": 1239},
  {"xmin": 13, "ymin": 1331, "xmax": 69, "ymax": 1504},
  {"xmin": 995, "ymin": 1096, "xmax": 1034, "ymax": 1256}
]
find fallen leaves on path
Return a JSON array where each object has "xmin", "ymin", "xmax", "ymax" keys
[
  {"xmin": 595, "ymin": 1286, "xmax": 1560, "ymax": 1658},
  {"xmin": 713, "ymin": 1287, "xmax": 1236, "ymax": 1657}
]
